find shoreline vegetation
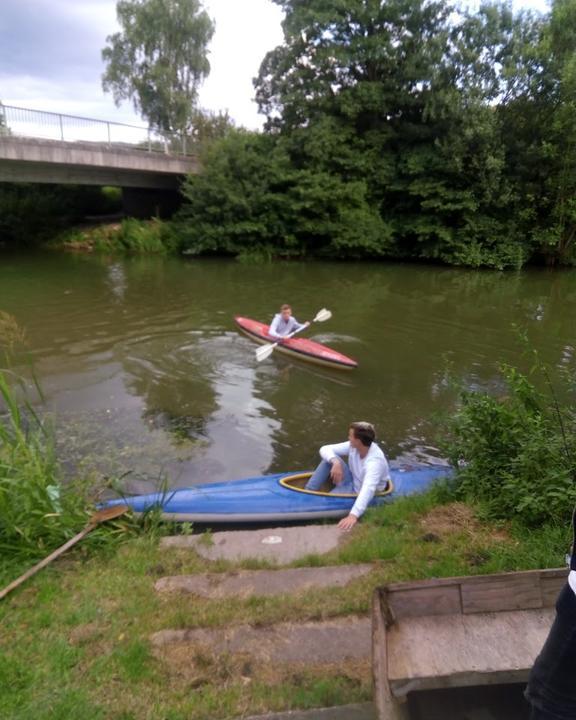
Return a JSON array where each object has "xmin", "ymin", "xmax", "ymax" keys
[
  {"xmin": 4, "ymin": 0, "xmax": 576, "ymax": 269},
  {"xmin": 2, "ymin": 0, "xmax": 576, "ymax": 269},
  {"xmin": 1, "ymin": 333, "xmax": 575, "ymax": 717}
]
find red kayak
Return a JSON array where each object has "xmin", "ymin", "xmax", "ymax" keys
[{"xmin": 235, "ymin": 316, "xmax": 358, "ymax": 371}]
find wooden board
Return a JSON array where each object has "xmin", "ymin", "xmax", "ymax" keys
[
  {"xmin": 372, "ymin": 568, "xmax": 568, "ymax": 718},
  {"xmin": 386, "ymin": 608, "xmax": 555, "ymax": 697},
  {"xmin": 381, "ymin": 568, "xmax": 567, "ymax": 621}
]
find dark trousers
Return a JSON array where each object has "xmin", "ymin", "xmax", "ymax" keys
[{"xmin": 526, "ymin": 583, "xmax": 576, "ymax": 720}]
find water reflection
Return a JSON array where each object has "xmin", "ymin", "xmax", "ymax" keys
[
  {"xmin": 1, "ymin": 252, "xmax": 576, "ymax": 492},
  {"xmin": 106, "ymin": 262, "xmax": 127, "ymax": 301}
]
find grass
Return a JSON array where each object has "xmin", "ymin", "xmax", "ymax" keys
[
  {"xmin": 52, "ymin": 218, "xmax": 180, "ymax": 255},
  {"xmin": 0, "ymin": 486, "xmax": 569, "ymax": 720},
  {"xmin": 0, "ymin": 348, "xmax": 568, "ymax": 718},
  {"xmin": 0, "ymin": 370, "xmax": 144, "ymax": 573},
  {"xmin": 0, "ymin": 371, "xmax": 84, "ymax": 561}
]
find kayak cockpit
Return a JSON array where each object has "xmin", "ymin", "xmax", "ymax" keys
[{"xmin": 279, "ymin": 472, "xmax": 394, "ymax": 497}]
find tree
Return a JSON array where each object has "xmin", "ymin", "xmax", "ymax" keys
[
  {"xmin": 177, "ymin": 130, "xmax": 388, "ymax": 259},
  {"xmin": 253, "ymin": 0, "xmax": 531, "ymax": 267},
  {"xmin": 102, "ymin": 0, "xmax": 214, "ymax": 135},
  {"xmin": 496, "ymin": 0, "xmax": 576, "ymax": 265},
  {"xmin": 188, "ymin": 108, "xmax": 235, "ymax": 148}
]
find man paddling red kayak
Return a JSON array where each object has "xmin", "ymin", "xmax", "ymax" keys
[
  {"xmin": 268, "ymin": 304, "xmax": 310, "ymax": 340},
  {"xmin": 234, "ymin": 312, "xmax": 358, "ymax": 370}
]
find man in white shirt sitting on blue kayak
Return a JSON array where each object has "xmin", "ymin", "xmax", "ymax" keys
[
  {"xmin": 305, "ymin": 421, "xmax": 391, "ymax": 531},
  {"xmin": 268, "ymin": 304, "xmax": 310, "ymax": 340}
]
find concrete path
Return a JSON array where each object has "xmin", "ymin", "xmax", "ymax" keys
[
  {"xmin": 238, "ymin": 703, "xmax": 376, "ymax": 719},
  {"xmin": 160, "ymin": 525, "xmax": 345, "ymax": 563},
  {"xmin": 151, "ymin": 617, "xmax": 371, "ymax": 663},
  {"xmin": 155, "ymin": 564, "xmax": 374, "ymax": 598}
]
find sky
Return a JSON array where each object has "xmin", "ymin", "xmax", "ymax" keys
[
  {"xmin": 0, "ymin": 0, "xmax": 550, "ymax": 132},
  {"xmin": 0, "ymin": 0, "xmax": 284, "ymax": 129}
]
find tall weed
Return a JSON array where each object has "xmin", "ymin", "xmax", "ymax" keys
[
  {"xmin": 57, "ymin": 218, "xmax": 180, "ymax": 254},
  {"xmin": 0, "ymin": 372, "xmax": 90, "ymax": 561}
]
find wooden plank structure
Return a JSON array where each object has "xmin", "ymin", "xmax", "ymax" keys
[{"xmin": 372, "ymin": 568, "xmax": 568, "ymax": 720}]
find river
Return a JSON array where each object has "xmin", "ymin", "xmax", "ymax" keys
[{"xmin": 0, "ymin": 252, "xmax": 574, "ymax": 493}]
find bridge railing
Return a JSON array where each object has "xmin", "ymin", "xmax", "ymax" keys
[{"xmin": 0, "ymin": 104, "xmax": 193, "ymax": 156}]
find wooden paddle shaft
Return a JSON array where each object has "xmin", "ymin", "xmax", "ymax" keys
[{"xmin": 0, "ymin": 522, "xmax": 96, "ymax": 601}]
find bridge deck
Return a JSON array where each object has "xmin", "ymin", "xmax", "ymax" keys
[{"xmin": 0, "ymin": 136, "xmax": 198, "ymax": 188}]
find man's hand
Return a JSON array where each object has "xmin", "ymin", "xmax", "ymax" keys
[
  {"xmin": 304, "ymin": 321, "xmax": 311, "ymax": 327},
  {"xmin": 329, "ymin": 458, "xmax": 344, "ymax": 485},
  {"xmin": 338, "ymin": 514, "xmax": 358, "ymax": 531}
]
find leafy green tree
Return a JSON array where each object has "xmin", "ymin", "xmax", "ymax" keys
[
  {"xmin": 177, "ymin": 130, "xmax": 388, "ymax": 259},
  {"xmin": 188, "ymin": 108, "xmax": 235, "ymax": 148},
  {"xmin": 517, "ymin": 0, "xmax": 576, "ymax": 264},
  {"xmin": 175, "ymin": 0, "xmax": 576, "ymax": 267},
  {"xmin": 102, "ymin": 0, "xmax": 214, "ymax": 135},
  {"xmin": 254, "ymin": 0, "xmax": 531, "ymax": 267}
]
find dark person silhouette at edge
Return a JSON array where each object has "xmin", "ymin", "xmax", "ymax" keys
[{"xmin": 525, "ymin": 508, "xmax": 576, "ymax": 720}]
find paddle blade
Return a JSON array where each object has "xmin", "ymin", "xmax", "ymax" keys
[
  {"xmin": 256, "ymin": 343, "xmax": 276, "ymax": 362},
  {"xmin": 313, "ymin": 308, "xmax": 332, "ymax": 323},
  {"xmin": 91, "ymin": 504, "xmax": 130, "ymax": 524}
]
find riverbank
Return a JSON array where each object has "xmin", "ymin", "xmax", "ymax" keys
[
  {"xmin": 2, "ymin": 255, "xmax": 575, "ymax": 717},
  {"xmin": 50, "ymin": 218, "xmax": 179, "ymax": 255},
  {"xmin": 0, "ymin": 489, "xmax": 568, "ymax": 720}
]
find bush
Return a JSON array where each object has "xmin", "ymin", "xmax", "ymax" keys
[
  {"xmin": 441, "ymin": 364, "xmax": 576, "ymax": 526},
  {"xmin": 56, "ymin": 218, "xmax": 180, "ymax": 254}
]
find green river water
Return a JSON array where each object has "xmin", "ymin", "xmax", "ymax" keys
[{"xmin": 1, "ymin": 252, "xmax": 575, "ymax": 493}]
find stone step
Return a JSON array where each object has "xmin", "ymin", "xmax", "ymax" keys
[
  {"xmin": 160, "ymin": 525, "xmax": 346, "ymax": 564},
  {"xmin": 151, "ymin": 616, "xmax": 371, "ymax": 664},
  {"xmin": 155, "ymin": 564, "xmax": 374, "ymax": 598},
  {"xmin": 238, "ymin": 702, "xmax": 376, "ymax": 720}
]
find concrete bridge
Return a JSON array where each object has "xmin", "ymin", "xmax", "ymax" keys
[
  {"xmin": 0, "ymin": 135, "xmax": 198, "ymax": 189},
  {"xmin": 0, "ymin": 104, "xmax": 200, "ymax": 214}
]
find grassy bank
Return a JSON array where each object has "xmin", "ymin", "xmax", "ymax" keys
[
  {"xmin": 0, "ymin": 486, "xmax": 568, "ymax": 720},
  {"xmin": 51, "ymin": 218, "xmax": 180, "ymax": 255},
  {"xmin": 2, "ymin": 342, "xmax": 573, "ymax": 718}
]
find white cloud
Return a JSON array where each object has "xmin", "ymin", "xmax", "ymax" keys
[
  {"xmin": 199, "ymin": 0, "xmax": 284, "ymax": 127},
  {"xmin": 0, "ymin": 0, "xmax": 283, "ymax": 129}
]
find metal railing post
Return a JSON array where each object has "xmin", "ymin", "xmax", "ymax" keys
[{"xmin": 0, "ymin": 104, "xmax": 198, "ymax": 162}]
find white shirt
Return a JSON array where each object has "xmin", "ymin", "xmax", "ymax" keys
[
  {"xmin": 268, "ymin": 313, "xmax": 307, "ymax": 339},
  {"xmin": 319, "ymin": 441, "xmax": 391, "ymax": 519},
  {"xmin": 569, "ymin": 570, "xmax": 576, "ymax": 595}
]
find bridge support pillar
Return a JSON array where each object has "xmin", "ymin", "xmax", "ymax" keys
[{"xmin": 122, "ymin": 187, "xmax": 182, "ymax": 219}]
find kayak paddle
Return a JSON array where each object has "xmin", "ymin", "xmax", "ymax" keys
[
  {"xmin": 0, "ymin": 504, "xmax": 130, "ymax": 601},
  {"xmin": 255, "ymin": 308, "xmax": 332, "ymax": 363}
]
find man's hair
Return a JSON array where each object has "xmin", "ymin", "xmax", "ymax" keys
[
  {"xmin": 280, "ymin": 304, "xmax": 292, "ymax": 312},
  {"xmin": 350, "ymin": 421, "xmax": 376, "ymax": 447}
]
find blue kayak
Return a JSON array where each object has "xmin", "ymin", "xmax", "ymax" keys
[{"xmin": 102, "ymin": 466, "xmax": 452, "ymax": 523}]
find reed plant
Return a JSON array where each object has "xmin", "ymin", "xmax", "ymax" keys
[{"xmin": 0, "ymin": 372, "xmax": 92, "ymax": 565}]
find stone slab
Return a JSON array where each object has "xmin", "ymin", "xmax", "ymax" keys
[
  {"xmin": 160, "ymin": 525, "xmax": 345, "ymax": 564},
  {"xmin": 151, "ymin": 617, "xmax": 371, "ymax": 663},
  {"xmin": 239, "ymin": 703, "xmax": 376, "ymax": 720},
  {"xmin": 155, "ymin": 564, "xmax": 374, "ymax": 598}
]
